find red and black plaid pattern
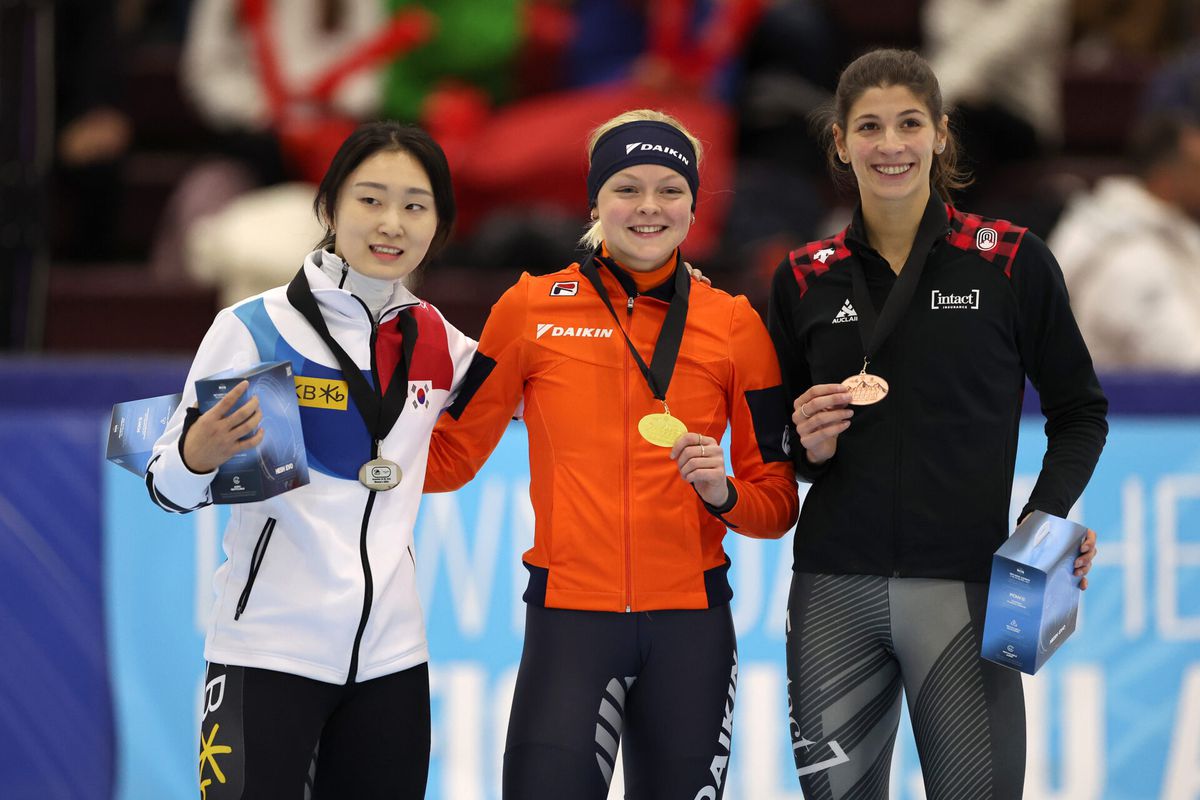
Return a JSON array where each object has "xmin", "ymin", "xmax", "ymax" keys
[
  {"xmin": 788, "ymin": 229, "xmax": 852, "ymax": 298},
  {"xmin": 945, "ymin": 207, "xmax": 1027, "ymax": 278}
]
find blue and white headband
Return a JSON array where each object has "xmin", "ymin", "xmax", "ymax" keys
[{"xmin": 586, "ymin": 120, "xmax": 700, "ymax": 210}]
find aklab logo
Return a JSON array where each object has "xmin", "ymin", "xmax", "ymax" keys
[
  {"xmin": 813, "ymin": 247, "xmax": 836, "ymax": 264},
  {"xmin": 536, "ymin": 323, "xmax": 615, "ymax": 339},
  {"xmin": 930, "ymin": 289, "xmax": 981, "ymax": 310},
  {"xmin": 550, "ymin": 281, "xmax": 578, "ymax": 297},
  {"xmin": 976, "ymin": 227, "xmax": 998, "ymax": 251},
  {"xmin": 409, "ymin": 380, "xmax": 432, "ymax": 410},
  {"xmin": 831, "ymin": 300, "xmax": 858, "ymax": 324},
  {"xmin": 623, "ymin": 141, "xmax": 691, "ymax": 165}
]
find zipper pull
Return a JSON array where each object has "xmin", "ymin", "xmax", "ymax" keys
[
  {"xmin": 626, "ymin": 294, "xmax": 635, "ymax": 315},
  {"xmin": 625, "ymin": 604, "xmax": 632, "ymax": 613}
]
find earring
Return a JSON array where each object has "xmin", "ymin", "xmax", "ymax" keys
[{"xmin": 935, "ymin": 143, "xmax": 945, "ymax": 154}]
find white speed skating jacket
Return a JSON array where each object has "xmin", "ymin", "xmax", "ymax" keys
[{"xmin": 147, "ymin": 248, "xmax": 476, "ymax": 684}]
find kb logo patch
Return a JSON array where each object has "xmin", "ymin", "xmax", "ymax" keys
[{"xmin": 294, "ymin": 376, "xmax": 349, "ymax": 410}]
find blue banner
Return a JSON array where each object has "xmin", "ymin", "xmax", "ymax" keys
[{"xmin": 105, "ymin": 419, "xmax": 1200, "ymax": 799}]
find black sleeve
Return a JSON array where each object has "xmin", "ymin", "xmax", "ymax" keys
[
  {"xmin": 766, "ymin": 259, "xmax": 832, "ymax": 483},
  {"xmin": 1012, "ymin": 233, "xmax": 1108, "ymax": 520}
]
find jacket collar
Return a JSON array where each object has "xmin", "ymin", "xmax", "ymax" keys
[
  {"xmin": 301, "ymin": 248, "xmax": 421, "ymax": 321},
  {"xmin": 592, "ymin": 246, "xmax": 681, "ymax": 303},
  {"xmin": 844, "ymin": 190, "xmax": 951, "ymax": 259}
]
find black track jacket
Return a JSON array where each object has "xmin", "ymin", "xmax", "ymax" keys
[{"xmin": 767, "ymin": 195, "xmax": 1108, "ymax": 583}]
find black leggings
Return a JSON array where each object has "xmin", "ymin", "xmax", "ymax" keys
[
  {"xmin": 504, "ymin": 604, "xmax": 739, "ymax": 800},
  {"xmin": 198, "ymin": 661, "xmax": 430, "ymax": 799},
  {"xmin": 786, "ymin": 573, "xmax": 1026, "ymax": 800}
]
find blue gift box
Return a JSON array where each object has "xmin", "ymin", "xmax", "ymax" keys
[
  {"xmin": 106, "ymin": 393, "xmax": 184, "ymax": 476},
  {"xmin": 195, "ymin": 360, "xmax": 309, "ymax": 504},
  {"xmin": 981, "ymin": 510, "xmax": 1087, "ymax": 674}
]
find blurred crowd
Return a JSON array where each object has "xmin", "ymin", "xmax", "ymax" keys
[{"xmin": 7, "ymin": 0, "xmax": 1200, "ymax": 370}]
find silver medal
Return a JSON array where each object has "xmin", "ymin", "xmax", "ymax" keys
[{"xmin": 358, "ymin": 457, "xmax": 402, "ymax": 491}]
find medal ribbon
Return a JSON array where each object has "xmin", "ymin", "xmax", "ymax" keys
[
  {"xmin": 286, "ymin": 268, "xmax": 416, "ymax": 458},
  {"xmin": 848, "ymin": 199, "xmax": 949, "ymax": 367},
  {"xmin": 579, "ymin": 252, "xmax": 691, "ymax": 402}
]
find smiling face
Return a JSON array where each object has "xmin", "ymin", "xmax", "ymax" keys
[
  {"xmin": 833, "ymin": 84, "xmax": 948, "ymax": 211},
  {"xmin": 596, "ymin": 163, "xmax": 693, "ymax": 272},
  {"xmin": 331, "ymin": 149, "xmax": 438, "ymax": 281}
]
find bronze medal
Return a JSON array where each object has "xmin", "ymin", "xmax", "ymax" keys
[
  {"xmin": 358, "ymin": 457, "xmax": 402, "ymax": 491},
  {"xmin": 841, "ymin": 196, "xmax": 949, "ymax": 412},
  {"xmin": 841, "ymin": 370, "xmax": 889, "ymax": 405}
]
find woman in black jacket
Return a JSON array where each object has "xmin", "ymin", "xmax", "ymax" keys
[{"xmin": 767, "ymin": 48, "xmax": 1107, "ymax": 800}]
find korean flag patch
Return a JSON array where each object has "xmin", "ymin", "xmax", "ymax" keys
[
  {"xmin": 409, "ymin": 380, "xmax": 433, "ymax": 410},
  {"xmin": 550, "ymin": 281, "xmax": 579, "ymax": 297}
]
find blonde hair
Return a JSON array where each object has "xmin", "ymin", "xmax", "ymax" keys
[{"xmin": 580, "ymin": 109, "xmax": 704, "ymax": 251}]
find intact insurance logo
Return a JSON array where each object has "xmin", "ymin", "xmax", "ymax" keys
[{"xmin": 930, "ymin": 289, "xmax": 980, "ymax": 310}]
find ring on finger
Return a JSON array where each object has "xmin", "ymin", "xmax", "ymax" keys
[
  {"xmin": 799, "ymin": 403, "xmax": 813, "ymax": 419},
  {"xmin": 700, "ymin": 444, "xmax": 706, "ymax": 458}
]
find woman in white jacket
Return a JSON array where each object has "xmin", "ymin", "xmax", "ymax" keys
[{"xmin": 147, "ymin": 121, "xmax": 476, "ymax": 799}]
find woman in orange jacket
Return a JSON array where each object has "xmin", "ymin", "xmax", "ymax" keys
[{"xmin": 424, "ymin": 108, "xmax": 798, "ymax": 799}]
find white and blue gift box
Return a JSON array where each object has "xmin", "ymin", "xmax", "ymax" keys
[
  {"xmin": 195, "ymin": 360, "xmax": 309, "ymax": 504},
  {"xmin": 106, "ymin": 392, "xmax": 184, "ymax": 476},
  {"xmin": 981, "ymin": 510, "xmax": 1087, "ymax": 674}
]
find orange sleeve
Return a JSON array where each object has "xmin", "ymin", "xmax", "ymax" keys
[
  {"xmin": 719, "ymin": 295, "xmax": 800, "ymax": 537},
  {"xmin": 423, "ymin": 275, "xmax": 529, "ymax": 493}
]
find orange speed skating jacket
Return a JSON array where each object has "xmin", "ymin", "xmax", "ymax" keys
[{"xmin": 424, "ymin": 253, "xmax": 799, "ymax": 612}]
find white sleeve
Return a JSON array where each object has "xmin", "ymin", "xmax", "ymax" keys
[
  {"xmin": 146, "ymin": 308, "xmax": 260, "ymax": 512},
  {"xmin": 923, "ymin": 0, "xmax": 1067, "ymax": 103},
  {"xmin": 1072, "ymin": 241, "xmax": 1200, "ymax": 371},
  {"xmin": 439, "ymin": 311, "xmax": 480, "ymax": 409},
  {"xmin": 181, "ymin": 0, "xmax": 269, "ymax": 131}
]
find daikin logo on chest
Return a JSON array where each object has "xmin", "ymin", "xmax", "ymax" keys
[
  {"xmin": 536, "ymin": 323, "xmax": 615, "ymax": 339},
  {"xmin": 931, "ymin": 289, "xmax": 981, "ymax": 310}
]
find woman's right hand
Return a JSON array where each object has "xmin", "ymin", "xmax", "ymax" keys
[
  {"xmin": 792, "ymin": 384, "xmax": 853, "ymax": 465},
  {"xmin": 182, "ymin": 380, "xmax": 265, "ymax": 473}
]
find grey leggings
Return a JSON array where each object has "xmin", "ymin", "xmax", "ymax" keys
[{"xmin": 785, "ymin": 573, "xmax": 1026, "ymax": 800}]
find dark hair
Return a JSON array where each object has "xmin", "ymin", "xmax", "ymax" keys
[
  {"xmin": 313, "ymin": 121, "xmax": 456, "ymax": 266},
  {"xmin": 1128, "ymin": 112, "xmax": 1200, "ymax": 177},
  {"xmin": 816, "ymin": 48, "xmax": 971, "ymax": 203}
]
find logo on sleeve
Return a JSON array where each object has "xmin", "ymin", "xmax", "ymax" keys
[
  {"xmin": 976, "ymin": 227, "xmax": 998, "ymax": 251},
  {"xmin": 550, "ymin": 281, "xmax": 578, "ymax": 297},
  {"xmin": 813, "ymin": 247, "xmax": 836, "ymax": 264},
  {"xmin": 831, "ymin": 300, "xmax": 858, "ymax": 324},
  {"xmin": 930, "ymin": 289, "xmax": 980, "ymax": 310},
  {"xmin": 409, "ymin": 380, "xmax": 432, "ymax": 410}
]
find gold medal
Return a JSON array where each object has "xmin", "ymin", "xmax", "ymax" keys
[
  {"xmin": 841, "ymin": 368, "xmax": 889, "ymax": 406},
  {"xmin": 638, "ymin": 400, "xmax": 687, "ymax": 447},
  {"xmin": 358, "ymin": 457, "xmax": 402, "ymax": 491}
]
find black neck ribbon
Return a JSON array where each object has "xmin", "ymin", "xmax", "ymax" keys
[
  {"xmin": 579, "ymin": 252, "xmax": 690, "ymax": 402},
  {"xmin": 847, "ymin": 198, "xmax": 948, "ymax": 366},
  {"xmin": 286, "ymin": 268, "xmax": 416, "ymax": 458}
]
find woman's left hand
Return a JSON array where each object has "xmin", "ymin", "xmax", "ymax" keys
[
  {"xmin": 670, "ymin": 432, "xmax": 727, "ymax": 506},
  {"xmin": 1075, "ymin": 528, "xmax": 1098, "ymax": 590},
  {"xmin": 684, "ymin": 261, "xmax": 712, "ymax": 287}
]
